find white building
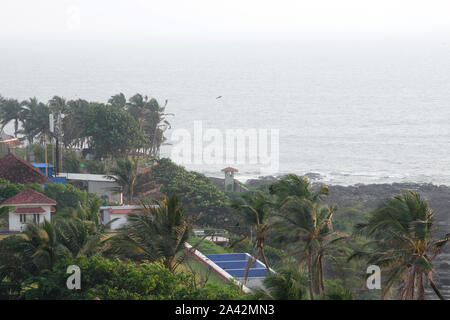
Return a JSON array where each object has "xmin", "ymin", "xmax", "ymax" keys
[
  {"xmin": 57, "ymin": 173, "xmax": 123, "ymax": 204},
  {"xmin": 99, "ymin": 205, "xmax": 142, "ymax": 230},
  {"xmin": 0, "ymin": 188, "xmax": 56, "ymax": 232}
]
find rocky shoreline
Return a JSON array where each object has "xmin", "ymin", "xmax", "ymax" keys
[{"xmin": 243, "ymin": 176, "xmax": 450, "ymax": 299}]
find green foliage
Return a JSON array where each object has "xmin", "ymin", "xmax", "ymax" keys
[
  {"xmin": 324, "ymin": 279, "xmax": 354, "ymax": 300},
  {"xmin": 188, "ymin": 236, "xmax": 230, "ymax": 254},
  {"xmin": 84, "ymin": 160, "xmax": 106, "ymax": 174},
  {"xmin": 351, "ymin": 191, "xmax": 450, "ymax": 300},
  {"xmin": 0, "ymin": 178, "xmax": 43, "ymax": 202},
  {"xmin": 107, "ymin": 158, "xmax": 137, "ymax": 203},
  {"xmin": 269, "ymin": 174, "xmax": 348, "ymax": 299},
  {"xmin": 251, "ymin": 265, "xmax": 309, "ymax": 300},
  {"xmin": 81, "ymin": 103, "xmax": 146, "ymax": 159},
  {"xmin": 151, "ymin": 158, "xmax": 231, "ymax": 226},
  {"xmin": 1, "ymin": 93, "xmax": 171, "ymax": 162},
  {"xmin": 24, "ymin": 143, "xmax": 54, "ymax": 164},
  {"xmin": 333, "ymin": 202, "xmax": 369, "ymax": 233},
  {"xmin": 21, "ymin": 255, "xmax": 243, "ymax": 300},
  {"xmin": 62, "ymin": 149, "xmax": 81, "ymax": 173},
  {"xmin": 0, "ymin": 235, "xmax": 38, "ymax": 298},
  {"xmin": 108, "ymin": 195, "xmax": 191, "ymax": 273},
  {"xmin": 44, "ymin": 183, "xmax": 101, "ymax": 211}
]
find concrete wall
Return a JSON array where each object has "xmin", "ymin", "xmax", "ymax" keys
[
  {"xmin": 88, "ymin": 181, "xmax": 122, "ymax": 204},
  {"xmin": 109, "ymin": 213, "xmax": 128, "ymax": 230},
  {"xmin": 8, "ymin": 206, "xmax": 51, "ymax": 232},
  {"xmin": 100, "ymin": 210, "xmax": 128, "ymax": 230}
]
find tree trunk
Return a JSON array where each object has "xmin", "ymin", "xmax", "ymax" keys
[
  {"xmin": 308, "ymin": 253, "xmax": 315, "ymax": 300},
  {"xmin": 429, "ymin": 278, "xmax": 445, "ymax": 300},
  {"xmin": 244, "ymin": 254, "xmax": 257, "ymax": 284},
  {"xmin": 415, "ymin": 273, "xmax": 424, "ymax": 300},
  {"xmin": 319, "ymin": 255, "xmax": 325, "ymax": 296},
  {"xmin": 260, "ymin": 247, "xmax": 271, "ymax": 273}
]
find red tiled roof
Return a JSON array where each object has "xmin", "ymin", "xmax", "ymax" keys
[
  {"xmin": 1, "ymin": 188, "xmax": 56, "ymax": 205},
  {"xmin": 0, "ymin": 153, "xmax": 50, "ymax": 184},
  {"xmin": 14, "ymin": 207, "xmax": 46, "ymax": 213},
  {"xmin": 50, "ymin": 206, "xmax": 56, "ymax": 212},
  {"xmin": 108, "ymin": 208, "xmax": 140, "ymax": 214}
]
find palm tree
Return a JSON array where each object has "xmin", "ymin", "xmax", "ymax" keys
[
  {"xmin": 126, "ymin": 94, "xmax": 171, "ymax": 158},
  {"xmin": 54, "ymin": 216, "xmax": 103, "ymax": 258},
  {"xmin": 272, "ymin": 199, "xmax": 346, "ymax": 299},
  {"xmin": 107, "ymin": 158, "xmax": 138, "ymax": 204},
  {"xmin": 108, "ymin": 93, "xmax": 127, "ymax": 109},
  {"xmin": 20, "ymin": 98, "xmax": 51, "ymax": 144},
  {"xmin": 0, "ymin": 206, "xmax": 11, "ymax": 228},
  {"xmin": 109, "ymin": 195, "xmax": 191, "ymax": 273},
  {"xmin": 352, "ymin": 191, "xmax": 450, "ymax": 300},
  {"xmin": 270, "ymin": 174, "xmax": 329, "ymax": 205},
  {"xmin": 48, "ymin": 96, "xmax": 68, "ymax": 114},
  {"xmin": 231, "ymin": 192, "xmax": 273, "ymax": 282},
  {"xmin": 270, "ymin": 174, "xmax": 346, "ymax": 299},
  {"xmin": 144, "ymin": 97, "xmax": 171, "ymax": 158},
  {"xmin": 0, "ymin": 98, "xmax": 25, "ymax": 137},
  {"xmin": 251, "ymin": 265, "xmax": 309, "ymax": 300},
  {"xmin": 22, "ymin": 220, "xmax": 69, "ymax": 270}
]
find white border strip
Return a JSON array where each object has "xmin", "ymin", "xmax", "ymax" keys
[{"xmin": 185, "ymin": 243, "xmax": 251, "ymax": 294}]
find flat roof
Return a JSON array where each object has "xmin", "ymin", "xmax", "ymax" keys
[
  {"xmin": 31, "ymin": 162, "xmax": 54, "ymax": 168},
  {"xmin": 57, "ymin": 173, "xmax": 117, "ymax": 182}
]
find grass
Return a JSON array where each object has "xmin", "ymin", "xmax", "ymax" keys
[
  {"xmin": 177, "ymin": 237, "xmax": 233, "ymax": 286},
  {"xmin": 180, "ymin": 255, "xmax": 227, "ymax": 286},
  {"xmin": 188, "ymin": 236, "xmax": 231, "ymax": 254}
]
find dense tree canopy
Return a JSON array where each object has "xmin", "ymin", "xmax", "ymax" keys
[{"xmin": 0, "ymin": 93, "xmax": 171, "ymax": 161}]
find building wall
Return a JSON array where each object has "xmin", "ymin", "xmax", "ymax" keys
[
  {"xmin": 8, "ymin": 206, "xmax": 52, "ymax": 232},
  {"xmin": 88, "ymin": 181, "xmax": 122, "ymax": 204},
  {"xmin": 109, "ymin": 213, "xmax": 128, "ymax": 230}
]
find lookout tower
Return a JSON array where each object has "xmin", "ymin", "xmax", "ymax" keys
[{"xmin": 221, "ymin": 167, "xmax": 238, "ymax": 191}]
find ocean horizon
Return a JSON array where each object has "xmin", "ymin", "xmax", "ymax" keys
[{"xmin": 1, "ymin": 36, "xmax": 449, "ymax": 186}]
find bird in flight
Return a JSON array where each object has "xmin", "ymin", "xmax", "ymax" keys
[{"xmin": 216, "ymin": 96, "xmax": 222, "ymax": 99}]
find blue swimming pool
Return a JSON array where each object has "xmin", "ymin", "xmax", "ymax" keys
[{"xmin": 205, "ymin": 253, "xmax": 268, "ymax": 278}]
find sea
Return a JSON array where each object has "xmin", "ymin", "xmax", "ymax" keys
[{"xmin": 1, "ymin": 35, "xmax": 450, "ymax": 186}]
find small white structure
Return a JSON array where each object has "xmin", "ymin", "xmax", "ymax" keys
[
  {"xmin": 99, "ymin": 205, "xmax": 142, "ymax": 230},
  {"xmin": 57, "ymin": 173, "xmax": 123, "ymax": 204},
  {"xmin": 221, "ymin": 167, "xmax": 238, "ymax": 191},
  {"xmin": 0, "ymin": 188, "xmax": 56, "ymax": 232}
]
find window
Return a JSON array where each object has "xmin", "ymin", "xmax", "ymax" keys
[
  {"xmin": 33, "ymin": 214, "xmax": 40, "ymax": 224},
  {"xmin": 20, "ymin": 214, "xmax": 26, "ymax": 223}
]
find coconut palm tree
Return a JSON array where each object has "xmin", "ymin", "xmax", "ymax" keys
[
  {"xmin": 0, "ymin": 98, "xmax": 25, "ymax": 137},
  {"xmin": 270, "ymin": 174, "xmax": 329, "ymax": 205},
  {"xmin": 20, "ymin": 98, "xmax": 51, "ymax": 144},
  {"xmin": 22, "ymin": 220, "xmax": 69, "ymax": 270},
  {"xmin": 108, "ymin": 93, "xmax": 127, "ymax": 109},
  {"xmin": 272, "ymin": 198, "xmax": 346, "ymax": 299},
  {"xmin": 352, "ymin": 191, "xmax": 450, "ymax": 300},
  {"xmin": 231, "ymin": 192, "xmax": 273, "ymax": 282},
  {"xmin": 251, "ymin": 265, "xmax": 309, "ymax": 300},
  {"xmin": 109, "ymin": 195, "xmax": 191, "ymax": 273},
  {"xmin": 126, "ymin": 94, "xmax": 171, "ymax": 158},
  {"xmin": 106, "ymin": 158, "xmax": 138, "ymax": 204},
  {"xmin": 54, "ymin": 216, "xmax": 103, "ymax": 258},
  {"xmin": 270, "ymin": 174, "xmax": 346, "ymax": 299}
]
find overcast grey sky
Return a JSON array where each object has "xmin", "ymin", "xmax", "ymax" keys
[{"xmin": 1, "ymin": 0, "xmax": 450, "ymax": 42}]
